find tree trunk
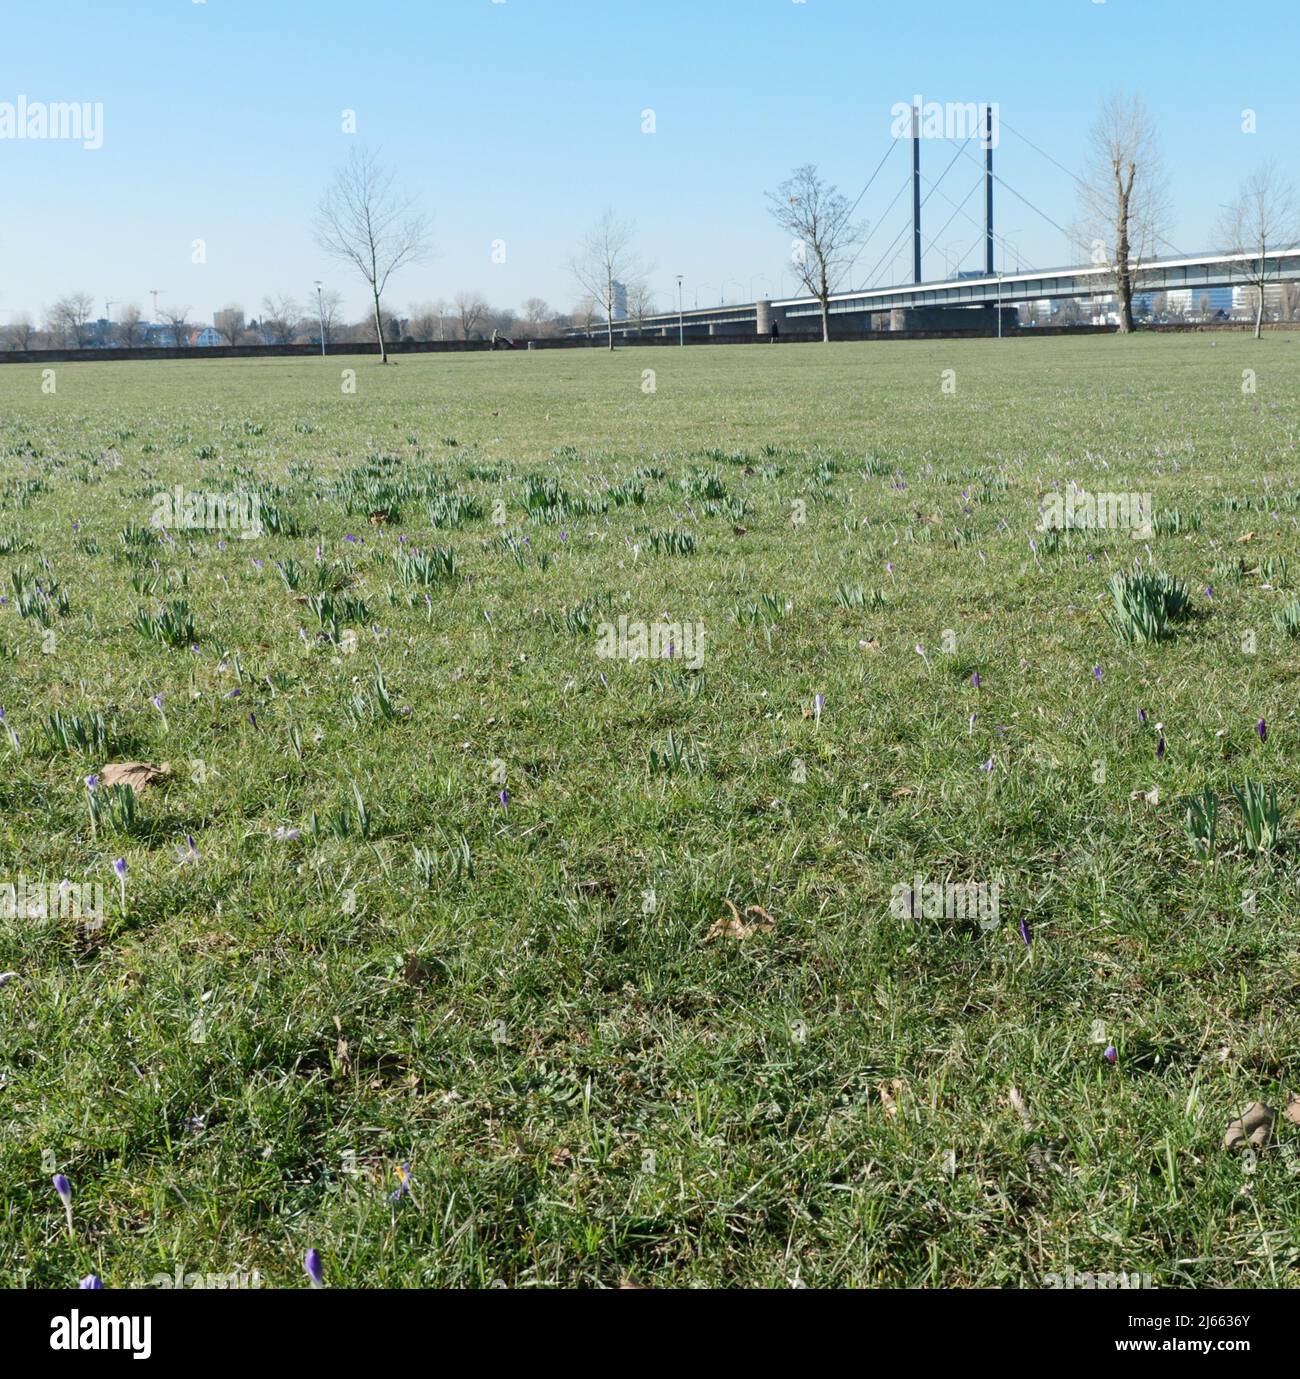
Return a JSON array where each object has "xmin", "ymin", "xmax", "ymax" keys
[
  {"xmin": 1113, "ymin": 165, "xmax": 1135, "ymax": 335},
  {"xmin": 1255, "ymin": 285, "xmax": 1264, "ymax": 340},
  {"xmin": 372, "ymin": 291, "xmax": 388, "ymax": 364}
]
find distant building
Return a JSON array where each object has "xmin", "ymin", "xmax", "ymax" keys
[
  {"xmin": 190, "ymin": 328, "xmax": 223, "ymax": 348},
  {"xmin": 1233, "ymin": 283, "xmax": 1284, "ymax": 316},
  {"xmin": 611, "ymin": 281, "xmax": 628, "ymax": 321},
  {"xmin": 213, "ymin": 308, "xmax": 245, "ymax": 343}
]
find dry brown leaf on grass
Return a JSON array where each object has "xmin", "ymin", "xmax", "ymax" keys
[
  {"xmin": 1236, "ymin": 531, "xmax": 1256, "ymax": 544},
  {"xmin": 878, "ymin": 1078, "xmax": 904, "ymax": 1118},
  {"xmin": 100, "ymin": 762, "xmax": 170, "ymax": 790},
  {"xmin": 705, "ymin": 899, "xmax": 775, "ymax": 942},
  {"xmin": 403, "ymin": 952, "xmax": 432, "ymax": 988},
  {"xmin": 1008, "ymin": 1086, "xmax": 1034, "ymax": 1130},
  {"xmin": 332, "ymin": 1016, "xmax": 353, "ymax": 1076},
  {"xmin": 1224, "ymin": 1102, "xmax": 1274, "ymax": 1153}
]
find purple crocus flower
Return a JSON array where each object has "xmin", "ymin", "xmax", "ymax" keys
[
  {"xmin": 113, "ymin": 858, "xmax": 127, "ymax": 879},
  {"xmin": 389, "ymin": 1162, "xmax": 413, "ymax": 1202},
  {"xmin": 1018, "ymin": 918, "xmax": 1032, "ymax": 948},
  {"xmin": 304, "ymin": 1248, "xmax": 325, "ymax": 1288},
  {"xmin": 1257, "ymin": 718, "xmax": 1268, "ymax": 743},
  {"xmin": 1156, "ymin": 736, "xmax": 1166, "ymax": 760},
  {"xmin": 52, "ymin": 1174, "xmax": 72, "ymax": 1205},
  {"xmin": 1093, "ymin": 666, "xmax": 1102, "ymax": 683},
  {"xmin": 970, "ymin": 671, "xmax": 981, "ymax": 689},
  {"xmin": 177, "ymin": 835, "xmax": 200, "ymax": 865},
  {"xmin": 84, "ymin": 774, "xmax": 100, "ymax": 791},
  {"xmin": 979, "ymin": 758, "xmax": 995, "ymax": 773},
  {"xmin": 1138, "ymin": 707, "xmax": 1147, "ymax": 726},
  {"xmin": 1104, "ymin": 1045, "xmax": 1117, "ymax": 1065},
  {"xmin": 498, "ymin": 788, "xmax": 509, "ymax": 812},
  {"xmin": 79, "ymin": 1275, "xmax": 103, "ymax": 1289},
  {"xmin": 150, "ymin": 694, "xmax": 164, "ymax": 713}
]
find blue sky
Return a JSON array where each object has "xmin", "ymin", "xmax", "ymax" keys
[{"xmin": 1, "ymin": 0, "xmax": 1297, "ymax": 325}]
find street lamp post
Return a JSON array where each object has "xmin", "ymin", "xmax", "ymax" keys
[
  {"xmin": 314, "ymin": 281, "xmax": 326, "ymax": 358},
  {"xmin": 676, "ymin": 275, "xmax": 684, "ymax": 347}
]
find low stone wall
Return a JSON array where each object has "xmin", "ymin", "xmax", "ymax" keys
[{"xmin": 1, "ymin": 320, "xmax": 1295, "ymax": 365}]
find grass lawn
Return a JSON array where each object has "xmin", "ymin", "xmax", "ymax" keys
[{"xmin": 2, "ymin": 333, "xmax": 1299, "ymax": 1288}]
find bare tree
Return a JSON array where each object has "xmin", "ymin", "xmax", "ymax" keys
[
  {"xmin": 1075, "ymin": 91, "xmax": 1168, "ymax": 335},
  {"xmin": 306, "ymin": 288, "xmax": 343, "ymax": 345},
  {"xmin": 1217, "ymin": 164, "xmax": 1299, "ymax": 339},
  {"xmin": 46, "ymin": 292, "xmax": 97, "ymax": 347},
  {"xmin": 213, "ymin": 305, "xmax": 246, "ymax": 347},
  {"xmin": 160, "ymin": 303, "xmax": 192, "ymax": 350},
  {"xmin": 454, "ymin": 292, "xmax": 489, "ymax": 340},
  {"xmin": 520, "ymin": 297, "xmax": 555, "ymax": 338},
  {"xmin": 626, "ymin": 280, "xmax": 656, "ymax": 336},
  {"xmin": 569, "ymin": 210, "xmax": 641, "ymax": 351},
  {"xmin": 407, "ymin": 301, "xmax": 441, "ymax": 342},
  {"xmin": 116, "ymin": 303, "xmax": 144, "ymax": 350},
  {"xmin": 571, "ymin": 295, "xmax": 601, "ymax": 334},
  {"xmin": 315, "ymin": 147, "xmax": 430, "ymax": 364},
  {"xmin": 765, "ymin": 166, "xmax": 865, "ymax": 343},
  {"xmin": 260, "ymin": 294, "xmax": 302, "ymax": 345},
  {"xmin": 358, "ymin": 308, "xmax": 402, "ymax": 345},
  {"xmin": 3, "ymin": 312, "xmax": 35, "ymax": 350}
]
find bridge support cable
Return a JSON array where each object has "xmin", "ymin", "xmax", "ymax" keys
[{"xmin": 834, "ymin": 173, "xmax": 916, "ymax": 292}]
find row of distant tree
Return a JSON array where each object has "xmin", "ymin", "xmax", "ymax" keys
[{"xmin": 7, "ymin": 290, "xmax": 621, "ymax": 352}]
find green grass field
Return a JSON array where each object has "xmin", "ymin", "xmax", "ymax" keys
[{"xmin": 2, "ymin": 334, "xmax": 1299, "ymax": 1289}]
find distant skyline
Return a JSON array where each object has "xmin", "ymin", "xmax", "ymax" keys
[{"xmin": 2, "ymin": 0, "xmax": 1298, "ymax": 325}]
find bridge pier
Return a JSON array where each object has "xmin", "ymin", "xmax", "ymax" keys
[{"xmin": 888, "ymin": 305, "xmax": 1017, "ymax": 333}]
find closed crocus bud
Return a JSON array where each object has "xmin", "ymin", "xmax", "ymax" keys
[
  {"xmin": 1257, "ymin": 718, "xmax": 1268, "ymax": 743},
  {"xmin": 1104, "ymin": 1046, "xmax": 1117, "ymax": 1064},
  {"xmin": 79, "ymin": 1275, "xmax": 103, "ymax": 1289},
  {"xmin": 304, "ymin": 1248, "xmax": 325, "ymax": 1288},
  {"xmin": 53, "ymin": 1174, "xmax": 72, "ymax": 1207}
]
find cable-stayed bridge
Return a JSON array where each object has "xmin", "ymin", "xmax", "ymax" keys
[{"xmin": 568, "ymin": 104, "xmax": 1300, "ymax": 339}]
